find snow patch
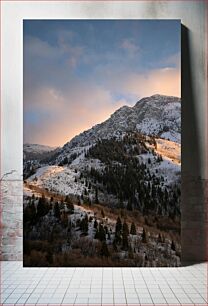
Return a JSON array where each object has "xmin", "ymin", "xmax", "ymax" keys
[{"xmin": 27, "ymin": 165, "xmax": 85, "ymax": 196}]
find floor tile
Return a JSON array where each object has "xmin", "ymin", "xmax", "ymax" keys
[{"xmin": 0, "ymin": 261, "xmax": 207, "ymax": 306}]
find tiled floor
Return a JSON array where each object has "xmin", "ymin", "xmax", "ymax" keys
[{"xmin": 0, "ymin": 261, "xmax": 207, "ymax": 305}]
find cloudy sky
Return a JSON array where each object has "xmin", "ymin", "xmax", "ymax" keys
[{"xmin": 24, "ymin": 20, "xmax": 180, "ymax": 147}]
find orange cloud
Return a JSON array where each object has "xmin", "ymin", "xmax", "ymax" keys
[
  {"xmin": 124, "ymin": 67, "xmax": 180, "ymax": 98},
  {"xmin": 25, "ymin": 84, "xmax": 127, "ymax": 147},
  {"xmin": 24, "ymin": 67, "xmax": 180, "ymax": 147}
]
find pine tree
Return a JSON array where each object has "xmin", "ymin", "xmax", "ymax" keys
[
  {"xmin": 101, "ymin": 209, "xmax": 105, "ymax": 218},
  {"xmin": 122, "ymin": 231, "xmax": 129, "ymax": 250},
  {"xmin": 130, "ymin": 222, "xmax": 136, "ymax": 235},
  {"xmin": 66, "ymin": 202, "xmax": 74, "ymax": 214},
  {"xmin": 37, "ymin": 195, "xmax": 49, "ymax": 218},
  {"xmin": 24, "ymin": 201, "xmax": 36, "ymax": 223},
  {"xmin": 123, "ymin": 221, "xmax": 129, "ymax": 235},
  {"xmin": 77, "ymin": 196, "xmax": 81, "ymax": 206},
  {"xmin": 171, "ymin": 240, "xmax": 176, "ymax": 251},
  {"xmin": 116, "ymin": 217, "xmax": 122, "ymax": 232},
  {"xmin": 95, "ymin": 187, "xmax": 99, "ymax": 203},
  {"xmin": 128, "ymin": 246, "xmax": 134, "ymax": 259},
  {"xmin": 60, "ymin": 200, "xmax": 65, "ymax": 210},
  {"xmin": 84, "ymin": 188, "xmax": 88, "ymax": 196},
  {"xmin": 30, "ymin": 201, "xmax": 36, "ymax": 219},
  {"xmin": 142, "ymin": 228, "xmax": 148, "ymax": 243},
  {"xmin": 54, "ymin": 202, "xmax": 60, "ymax": 219},
  {"xmin": 158, "ymin": 233, "xmax": 163, "ymax": 243},
  {"xmin": 115, "ymin": 217, "xmax": 122, "ymax": 244},
  {"xmin": 94, "ymin": 219, "xmax": 98, "ymax": 229},
  {"xmin": 122, "ymin": 221, "xmax": 129, "ymax": 250},
  {"xmin": 98, "ymin": 224, "xmax": 106, "ymax": 241},
  {"xmin": 100, "ymin": 241, "xmax": 109, "ymax": 257},
  {"xmin": 67, "ymin": 221, "xmax": 72, "ymax": 242},
  {"xmin": 80, "ymin": 215, "xmax": 88, "ymax": 234},
  {"xmin": 94, "ymin": 228, "xmax": 99, "ymax": 240}
]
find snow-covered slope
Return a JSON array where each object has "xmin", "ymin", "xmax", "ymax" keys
[
  {"xmin": 23, "ymin": 143, "xmax": 59, "ymax": 163},
  {"xmin": 134, "ymin": 94, "xmax": 181, "ymax": 142},
  {"xmin": 27, "ymin": 165, "xmax": 85, "ymax": 196},
  {"xmin": 57, "ymin": 94, "xmax": 180, "ymax": 163},
  {"xmin": 25, "ymin": 94, "xmax": 181, "ymax": 214},
  {"xmin": 24, "ymin": 143, "xmax": 58, "ymax": 161},
  {"xmin": 155, "ymin": 138, "xmax": 181, "ymax": 164}
]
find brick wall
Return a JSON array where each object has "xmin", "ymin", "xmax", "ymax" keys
[
  {"xmin": 0, "ymin": 180, "xmax": 22, "ymax": 260},
  {"xmin": 181, "ymin": 177, "xmax": 208, "ymax": 263}
]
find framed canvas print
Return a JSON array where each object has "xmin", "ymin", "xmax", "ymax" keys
[
  {"xmin": 23, "ymin": 19, "xmax": 181, "ymax": 267},
  {"xmin": 1, "ymin": 2, "xmax": 208, "ymax": 306}
]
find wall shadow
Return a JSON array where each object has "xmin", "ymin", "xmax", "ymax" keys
[{"xmin": 181, "ymin": 24, "xmax": 207, "ymax": 265}]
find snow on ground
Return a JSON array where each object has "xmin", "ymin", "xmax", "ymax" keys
[
  {"xmin": 160, "ymin": 131, "xmax": 181, "ymax": 143},
  {"xmin": 27, "ymin": 165, "xmax": 85, "ymax": 196},
  {"xmin": 155, "ymin": 138, "xmax": 181, "ymax": 164},
  {"xmin": 139, "ymin": 137, "xmax": 181, "ymax": 185},
  {"xmin": 69, "ymin": 204, "xmax": 143, "ymax": 242},
  {"xmin": 139, "ymin": 151, "xmax": 180, "ymax": 186},
  {"xmin": 74, "ymin": 158, "xmax": 104, "ymax": 172},
  {"xmin": 70, "ymin": 151, "xmax": 85, "ymax": 166},
  {"xmin": 70, "ymin": 145, "xmax": 94, "ymax": 167},
  {"xmin": 153, "ymin": 156, "xmax": 180, "ymax": 185}
]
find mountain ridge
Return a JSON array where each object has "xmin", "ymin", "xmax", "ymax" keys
[{"xmin": 56, "ymin": 94, "xmax": 180, "ymax": 164}]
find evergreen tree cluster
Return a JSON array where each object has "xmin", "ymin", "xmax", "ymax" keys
[
  {"xmin": 59, "ymin": 152, "xmax": 78, "ymax": 166},
  {"xmin": 94, "ymin": 224, "xmax": 103, "ymax": 240},
  {"xmin": 94, "ymin": 222, "xmax": 110, "ymax": 257},
  {"xmin": 113, "ymin": 217, "xmax": 137, "ymax": 251},
  {"xmin": 85, "ymin": 136, "xmax": 180, "ymax": 217},
  {"xmin": 80, "ymin": 215, "xmax": 89, "ymax": 234},
  {"xmin": 24, "ymin": 194, "xmax": 74, "ymax": 225},
  {"xmin": 86, "ymin": 133, "xmax": 150, "ymax": 164}
]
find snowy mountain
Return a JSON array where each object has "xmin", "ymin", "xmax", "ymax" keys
[
  {"xmin": 24, "ymin": 144, "xmax": 58, "ymax": 160},
  {"xmin": 23, "ymin": 94, "xmax": 180, "ymax": 169},
  {"xmin": 24, "ymin": 94, "xmax": 181, "ymax": 267},
  {"xmin": 24, "ymin": 143, "xmax": 57, "ymax": 154},
  {"xmin": 57, "ymin": 94, "xmax": 180, "ymax": 163},
  {"xmin": 23, "ymin": 144, "xmax": 60, "ymax": 179},
  {"xmin": 25, "ymin": 94, "xmax": 181, "ymax": 216}
]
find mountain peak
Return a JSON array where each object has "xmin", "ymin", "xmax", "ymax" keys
[
  {"xmin": 134, "ymin": 94, "xmax": 180, "ymax": 108},
  {"xmin": 56, "ymin": 94, "xmax": 181, "ymax": 164},
  {"xmin": 151, "ymin": 93, "xmax": 169, "ymax": 98}
]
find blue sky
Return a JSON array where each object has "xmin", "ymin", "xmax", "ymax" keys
[{"xmin": 24, "ymin": 20, "xmax": 180, "ymax": 146}]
